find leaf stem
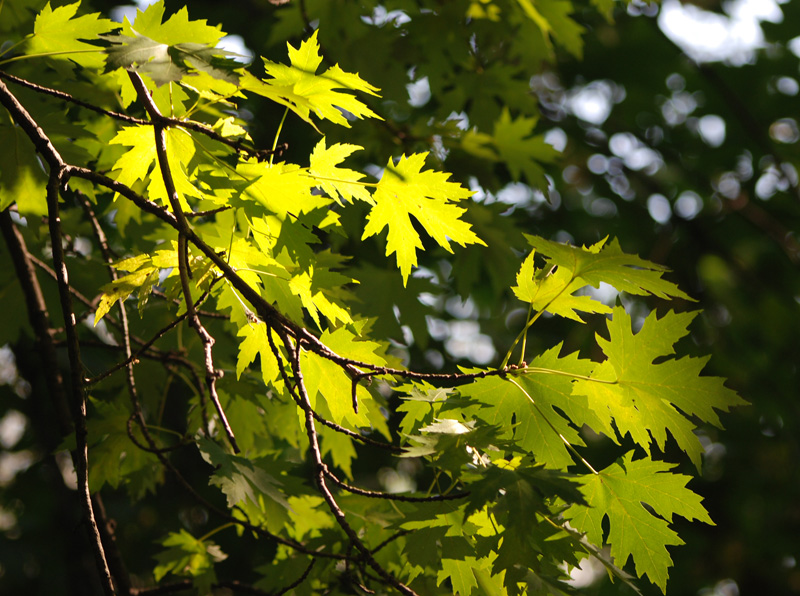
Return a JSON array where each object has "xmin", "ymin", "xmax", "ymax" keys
[
  {"xmin": 198, "ymin": 522, "xmax": 236, "ymax": 543},
  {"xmin": 142, "ymin": 424, "xmax": 185, "ymax": 439},
  {"xmin": 304, "ymin": 172, "xmax": 378, "ymax": 188},
  {"xmin": 518, "ymin": 304, "xmax": 533, "ymax": 365},
  {"xmin": 0, "ymin": 35, "xmax": 32, "ymax": 60},
  {"xmin": 270, "ymin": 106, "xmax": 289, "ymax": 166},
  {"xmin": 502, "ymin": 264, "xmax": 571, "ymax": 369},
  {"xmin": 232, "ymin": 266, "xmax": 288, "ymax": 280},
  {"xmin": 516, "ymin": 366, "xmax": 616, "ymax": 385}
]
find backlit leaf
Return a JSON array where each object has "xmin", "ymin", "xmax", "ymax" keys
[
  {"xmin": 243, "ymin": 30, "xmax": 380, "ymax": 128},
  {"xmin": 362, "ymin": 153, "xmax": 485, "ymax": 284},
  {"xmin": 564, "ymin": 453, "xmax": 713, "ymax": 593},
  {"xmin": 524, "ymin": 235, "xmax": 692, "ymax": 310},
  {"xmin": 29, "ymin": 2, "xmax": 114, "ymax": 68},
  {"xmin": 573, "ymin": 307, "xmax": 746, "ymax": 469},
  {"xmin": 308, "ymin": 138, "xmax": 373, "ymax": 204}
]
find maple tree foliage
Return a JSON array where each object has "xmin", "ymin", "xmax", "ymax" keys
[{"xmin": 0, "ymin": 1, "xmax": 748, "ymax": 595}]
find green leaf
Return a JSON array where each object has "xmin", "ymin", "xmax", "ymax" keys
[
  {"xmin": 242, "ymin": 30, "xmax": 380, "ymax": 128},
  {"xmin": 573, "ymin": 307, "xmax": 746, "ymax": 469},
  {"xmin": 86, "ymin": 398, "xmax": 162, "ymax": 499},
  {"xmin": 422, "ymin": 418, "xmax": 476, "ymax": 435},
  {"xmin": 396, "ymin": 382, "xmax": 451, "ymax": 436},
  {"xmin": 287, "ymin": 265, "xmax": 354, "ymax": 328},
  {"xmin": 109, "ymin": 125, "xmax": 204, "ymax": 207},
  {"xmin": 318, "ymin": 424, "xmax": 357, "ymax": 479},
  {"xmin": 93, "ymin": 249, "xmax": 179, "ymax": 325},
  {"xmin": 438, "ymin": 556, "xmax": 486, "ymax": 596},
  {"xmin": 123, "ymin": 1, "xmax": 225, "ymax": 46},
  {"xmin": 308, "ymin": 138, "xmax": 373, "ymax": 204},
  {"xmin": 0, "ymin": 118, "xmax": 48, "ymax": 216},
  {"xmin": 362, "ymin": 153, "xmax": 485, "ymax": 284},
  {"xmin": 101, "ymin": 1, "xmax": 238, "ymax": 86},
  {"xmin": 463, "ymin": 108, "xmax": 559, "ymax": 190},
  {"xmin": 512, "ymin": 250, "xmax": 611, "ymax": 323},
  {"xmin": 462, "ymin": 346, "xmax": 600, "ymax": 468},
  {"xmin": 524, "ymin": 235, "xmax": 693, "ymax": 302},
  {"xmin": 564, "ymin": 453, "xmax": 713, "ymax": 592},
  {"xmin": 516, "ymin": 0, "xmax": 585, "ymax": 59},
  {"xmin": 299, "ymin": 327, "xmax": 387, "ymax": 427},
  {"xmin": 0, "ymin": 0, "xmax": 41, "ymax": 33},
  {"xmin": 153, "ymin": 529, "xmax": 226, "ymax": 588},
  {"xmin": 235, "ymin": 322, "xmax": 283, "ymax": 388},
  {"xmin": 197, "ymin": 437, "xmax": 291, "ymax": 515},
  {"xmin": 352, "ymin": 264, "xmax": 436, "ymax": 347},
  {"xmin": 285, "ymin": 495, "xmax": 335, "ymax": 542},
  {"xmin": 102, "ymin": 33, "xmax": 240, "ymax": 86},
  {"xmin": 107, "ymin": 125, "xmax": 156, "ymax": 188},
  {"xmin": 28, "ymin": 2, "xmax": 115, "ymax": 69},
  {"xmin": 238, "ymin": 159, "xmax": 328, "ymax": 218}
]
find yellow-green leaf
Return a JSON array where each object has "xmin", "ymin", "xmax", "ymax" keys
[
  {"xmin": 512, "ymin": 250, "xmax": 611, "ymax": 322},
  {"xmin": 573, "ymin": 307, "xmax": 746, "ymax": 469},
  {"xmin": 242, "ymin": 30, "xmax": 381, "ymax": 128},
  {"xmin": 308, "ymin": 138, "xmax": 373, "ymax": 204},
  {"xmin": 362, "ymin": 153, "xmax": 484, "ymax": 284},
  {"xmin": 524, "ymin": 235, "xmax": 693, "ymax": 301},
  {"xmin": 29, "ymin": 2, "xmax": 115, "ymax": 68},
  {"xmin": 564, "ymin": 453, "xmax": 713, "ymax": 593}
]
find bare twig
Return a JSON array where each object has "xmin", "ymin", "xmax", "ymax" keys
[
  {"xmin": 370, "ymin": 530, "xmax": 411, "ymax": 555},
  {"xmin": 0, "ymin": 210, "xmax": 73, "ymax": 431},
  {"xmin": 128, "ymin": 71, "xmax": 239, "ymax": 453},
  {"xmin": 93, "ymin": 494, "xmax": 133, "ymax": 595},
  {"xmin": 281, "ymin": 331, "xmax": 420, "ymax": 596},
  {"xmin": 275, "ymin": 559, "xmax": 317, "ymax": 596},
  {"xmin": 0, "ymin": 78, "xmax": 116, "ymax": 596},
  {"xmin": 47, "ymin": 169, "xmax": 117, "ymax": 596},
  {"xmin": 0, "ymin": 69, "xmax": 149, "ymax": 124},
  {"xmin": 323, "ymin": 468, "xmax": 469, "ymax": 502},
  {"xmin": 263, "ymin": 326, "xmax": 403, "ymax": 452},
  {"xmin": 0, "ymin": 70, "xmax": 283, "ymax": 162}
]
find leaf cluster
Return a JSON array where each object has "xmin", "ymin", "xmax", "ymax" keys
[{"xmin": 0, "ymin": 1, "xmax": 745, "ymax": 595}]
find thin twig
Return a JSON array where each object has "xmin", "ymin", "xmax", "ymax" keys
[
  {"xmin": 185, "ymin": 205, "xmax": 232, "ymax": 218},
  {"xmin": 84, "ymin": 315, "xmax": 188, "ymax": 384},
  {"xmin": 126, "ymin": 415, "xmax": 187, "ymax": 454},
  {"xmin": 128, "ymin": 71, "xmax": 239, "ymax": 454},
  {"xmin": 93, "ymin": 494, "xmax": 133, "ymax": 596},
  {"xmin": 0, "ymin": 210, "xmax": 73, "ymax": 431},
  {"xmin": 275, "ymin": 559, "xmax": 317, "ymax": 596},
  {"xmin": 370, "ymin": 530, "xmax": 411, "ymax": 555},
  {"xmin": 281, "ymin": 330, "xmax": 420, "ymax": 596},
  {"xmin": 76, "ymin": 191, "xmax": 149, "ymax": 458},
  {"xmin": 1, "ymin": 73, "xmax": 351, "ymax": 571},
  {"xmin": 0, "ymin": 70, "xmax": 284, "ymax": 162},
  {"xmin": 264, "ymin": 327, "xmax": 402, "ymax": 452},
  {"xmin": 46, "ymin": 170, "xmax": 116, "ymax": 596},
  {"xmin": 0, "ymin": 77, "xmax": 117, "ymax": 596},
  {"xmin": 324, "ymin": 468, "xmax": 469, "ymax": 502},
  {"xmin": 0, "ymin": 69, "xmax": 149, "ymax": 125}
]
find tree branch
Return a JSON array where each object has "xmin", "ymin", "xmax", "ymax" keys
[
  {"xmin": 47, "ymin": 170, "xmax": 116, "ymax": 596},
  {"xmin": 323, "ymin": 467, "xmax": 469, "ymax": 502},
  {"xmin": 0, "ymin": 77, "xmax": 117, "ymax": 596},
  {"xmin": 128, "ymin": 71, "xmax": 239, "ymax": 453},
  {"xmin": 280, "ymin": 330, "xmax": 420, "ymax": 596},
  {"xmin": 0, "ymin": 70, "xmax": 284, "ymax": 162}
]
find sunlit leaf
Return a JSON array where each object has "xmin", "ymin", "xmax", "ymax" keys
[
  {"xmin": 362, "ymin": 153, "xmax": 485, "ymax": 284},
  {"xmin": 242, "ymin": 30, "xmax": 380, "ymax": 128},
  {"xmin": 573, "ymin": 307, "xmax": 745, "ymax": 469},
  {"xmin": 564, "ymin": 453, "xmax": 713, "ymax": 593}
]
